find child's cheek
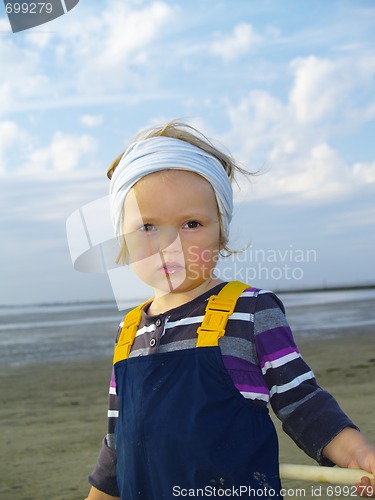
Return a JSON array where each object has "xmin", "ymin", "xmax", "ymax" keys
[
  {"xmin": 186, "ymin": 246, "xmax": 219, "ymax": 274},
  {"xmin": 130, "ymin": 252, "xmax": 163, "ymax": 280},
  {"xmin": 125, "ymin": 236, "xmax": 157, "ymax": 264}
]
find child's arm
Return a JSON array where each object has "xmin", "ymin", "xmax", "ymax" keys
[
  {"xmin": 88, "ymin": 367, "xmax": 120, "ymax": 495},
  {"xmin": 252, "ymin": 292, "xmax": 375, "ymax": 496},
  {"xmin": 85, "ymin": 485, "xmax": 120, "ymax": 500},
  {"xmin": 323, "ymin": 427, "xmax": 375, "ymax": 497}
]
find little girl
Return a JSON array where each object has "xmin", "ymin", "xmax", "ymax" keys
[{"xmin": 85, "ymin": 122, "xmax": 375, "ymax": 499}]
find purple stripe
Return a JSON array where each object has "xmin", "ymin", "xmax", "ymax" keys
[
  {"xmin": 222, "ymin": 355, "xmax": 269, "ymax": 395},
  {"xmin": 222, "ymin": 355, "xmax": 258, "ymax": 371},
  {"xmin": 236, "ymin": 383, "xmax": 269, "ymax": 395},
  {"xmin": 255, "ymin": 326, "xmax": 298, "ymax": 356},
  {"xmin": 109, "ymin": 369, "xmax": 116, "ymax": 388}
]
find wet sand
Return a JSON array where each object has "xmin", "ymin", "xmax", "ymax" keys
[{"xmin": 1, "ymin": 325, "xmax": 374, "ymax": 500}]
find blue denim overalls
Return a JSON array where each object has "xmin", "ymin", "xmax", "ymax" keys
[{"xmin": 113, "ymin": 281, "xmax": 282, "ymax": 499}]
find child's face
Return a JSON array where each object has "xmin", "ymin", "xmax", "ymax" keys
[{"xmin": 122, "ymin": 170, "xmax": 221, "ymax": 296}]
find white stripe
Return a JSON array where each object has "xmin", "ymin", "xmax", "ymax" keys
[
  {"xmin": 269, "ymin": 370, "xmax": 314, "ymax": 398},
  {"xmin": 165, "ymin": 311, "xmax": 253, "ymax": 330},
  {"xmin": 240, "ymin": 391, "xmax": 269, "ymax": 402},
  {"xmin": 261, "ymin": 351, "xmax": 301, "ymax": 375},
  {"xmin": 108, "ymin": 410, "xmax": 119, "ymax": 418},
  {"xmin": 109, "ymin": 386, "xmax": 116, "ymax": 395},
  {"xmin": 231, "ymin": 312, "xmax": 254, "ymax": 322},
  {"xmin": 165, "ymin": 316, "xmax": 204, "ymax": 329},
  {"xmin": 136, "ymin": 323, "xmax": 157, "ymax": 336},
  {"xmin": 240, "ymin": 291, "xmax": 257, "ymax": 298}
]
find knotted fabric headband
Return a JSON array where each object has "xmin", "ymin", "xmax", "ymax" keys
[{"xmin": 109, "ymin": 136, "xmax": 233, "ymax": 241}]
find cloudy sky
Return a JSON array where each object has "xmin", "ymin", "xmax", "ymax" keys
[{"xmin": 1, "ymin": 0, "xmax": 374, "ymax": 306}]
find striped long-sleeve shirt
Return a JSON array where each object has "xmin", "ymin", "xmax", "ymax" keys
[{"xmin": 89, "ymin": 283, "xmax": 356, "ymax": 496}]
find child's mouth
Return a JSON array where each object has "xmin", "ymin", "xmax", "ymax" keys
[{"xmin": 160, "ymin": 262, "xmax": 184, "ymax": 275}]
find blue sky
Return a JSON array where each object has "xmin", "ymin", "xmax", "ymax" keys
[{"xmin": 1, "ymin": 0, "xmax": 374, "ymax": 306}]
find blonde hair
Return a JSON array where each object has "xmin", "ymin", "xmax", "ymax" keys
[{"xmin": 108, "ymin": 121, "xmax": 251, "ymax": 264}]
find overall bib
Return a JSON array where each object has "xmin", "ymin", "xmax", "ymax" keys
[{"xmin": 113, "ymin": 282, "xmax": 282, "ymax": 499}]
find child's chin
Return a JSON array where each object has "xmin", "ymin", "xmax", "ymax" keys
[{"xmin": 147, "ymin": 275, "xmax": 188, "ymax": 293}]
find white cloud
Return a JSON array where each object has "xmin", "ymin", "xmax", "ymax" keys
[
  {"xmin": 0, "ymin": 32, "xmax": 52, "ymax": 115},
  {"xmin": 0, "ymin": 121, "xmax": 31, "ymax": 175},
  {"xmin": 352, "ymin": 161, "xmax": 375, "ymax": 184},
  {"xmin": 289, "ymin": 54, "xmax": 375, "ymax": 125},
  {"xmin": 220, "ymin": 52, "xmax": 375, "ymax": 205},
  {"xmin": 0, "ymin": 1, "xmax": 176, "ymax": 112},
  {"xmin": 21, "ymin": 132, "xmax": 98, "ymax": 175},
  {"xmin": 363, "ymin": 102, "xmax": 375, "ymax": 121},
  {"xmin": 54, "ymin": 0, "xmax": 175, "ymax": 93},
  {"xmin": 233, "ymin": 141, "xmax": 351, "ymax": 205},
  {"xmin": 99, "ymin": 2, "xmax": 173, "ymax": 67},
  {"xmin": 0, "ymin": 173, "xmax": 107, "ymax": 224},
  {"xmin": 81, "ymin": 115, "xmax": 103, "ymax": 128},
  {"xmin": 272, "ymin": 142, "xmax": 349, "ymax": 200},
  {"xmin": 211, "ymin": 23, "xmax": 262, "ymax": 62},
  {"xmin": 25, "ymin": 31, "xmax": 53, "ymax": 50},
  {"xmin": 290, "ymin": 56, "xmax": 348, "ymax": 125},
  {"xmin": 224, "ymin": 90, "xmax": 285, "ymax": 156},
  {"xmin": 0, "ymin": 121, "xmax": 21, "ymax": 173}
]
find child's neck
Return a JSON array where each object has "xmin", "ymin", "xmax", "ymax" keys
[{"xmin": 148, "ymin": 278, "xmax": 223, "ymax": 316}]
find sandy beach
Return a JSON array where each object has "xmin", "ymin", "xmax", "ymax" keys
[{"xmin": 1, "ymin": 324, "xmax": 375, "ymax": 500}]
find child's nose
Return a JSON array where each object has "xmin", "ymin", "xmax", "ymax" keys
[{"xmin": 158, "ymin": 226, "xmax": 182, "ymax": 253}]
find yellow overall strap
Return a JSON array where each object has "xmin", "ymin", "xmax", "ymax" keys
[
  {"xmin": 113, "ymin": 281, "xmax": 250, "ymax": 364},
  {"xmin": 113, "ymin": 298, "xmax": 153, "ymax": 365},
  {"xmin": 196, "ymin": 281, "xmax": 250, "ymax": 347}
]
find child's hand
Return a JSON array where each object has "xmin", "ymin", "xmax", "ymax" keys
[
  {"xmin": 323, "ymin": 428, "xmax": 375, "ymax": 497},
  {"xmin": 84, "ymin": 487, "xmax": 120, "ymax": 499},
  {"xmin": 353, "ymin": 441, "xmax": 375, "ymax": 497},
  {"xmin": 351, "ymin": 444, "xmax": 375, "ymax": 497},
  {"xmin": 356, "ymin": 476, "xmax": 375, "ymax": 497}
]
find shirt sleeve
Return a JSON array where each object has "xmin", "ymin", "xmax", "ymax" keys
[
  {"xmin": 253, "ymin": 291, "xmax": 358, "ymax": 465},
  {"xmin": 88, "ymin": 436, "xmax": 119, "ymax": 496},
  {"xmin": 88, "ymin": 364, "xmax": 120, "ymax": 495}
]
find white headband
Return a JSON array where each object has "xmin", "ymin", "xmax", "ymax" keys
[{"xmin": 109, "ymin": 136, "xmax": 233, "ymax": 241}]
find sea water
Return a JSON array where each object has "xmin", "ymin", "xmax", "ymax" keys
[{"xmin": 1, "ymin": 289, "xmax": 375, "ymax": 367}]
